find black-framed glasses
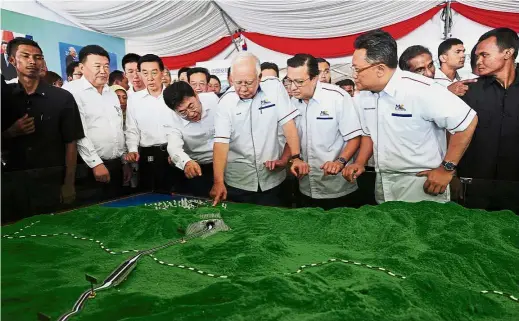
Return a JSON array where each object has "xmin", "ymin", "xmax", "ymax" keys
[{"xmin": 283, "ymin": 77, "xmax": 310, "ymax": 87}]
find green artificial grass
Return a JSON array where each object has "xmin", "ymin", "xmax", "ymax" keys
[{"xmin": 1, "ymin": 201, "xmax": 518, "ymax": 321}]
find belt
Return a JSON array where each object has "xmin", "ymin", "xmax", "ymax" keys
[{"xmin": 140, "ymin": 144, "xmax": 168, "ymax": 152}]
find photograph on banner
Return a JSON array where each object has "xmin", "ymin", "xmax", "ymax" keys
[
  {"xmin": 1, "ymin": 30, "xmax": 34, "ymax": 81},
  {"xmin": 196, "ymin": 59, "xmax": 231, "ymax": 93},
  {"xmin": 58, "ymin": 42, "xmax": 117, "ymax": 82}
]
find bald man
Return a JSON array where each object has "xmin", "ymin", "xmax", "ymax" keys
[{"xmin": 211, "ymin": 52, "xmax": 309, "ymax": 206}]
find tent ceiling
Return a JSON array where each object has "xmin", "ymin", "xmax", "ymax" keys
[{"xmin": 37, "ymin": 0, "xmax": 518, "ymax": 57}]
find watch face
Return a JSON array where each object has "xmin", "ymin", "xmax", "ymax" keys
[{"xmin": 444, "ymin": 162, "xmax": 455, "ymax": 171}]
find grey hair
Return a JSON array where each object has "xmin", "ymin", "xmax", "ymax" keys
[{"xmin": 230, "ymin": 52, "xmax": 261, "ymax": 77}]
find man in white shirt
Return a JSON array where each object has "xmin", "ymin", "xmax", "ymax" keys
[
  {"xmin": 62, "ymin": 45, "xmax": 130, "ymax": 194},
  {"xmin": 399, "ymin": 44, "xmax": 476, "ymax": 97},
  {"xmin": 342, "ymin": 30, "xmax": 478, "ymax": 204},
  {"xmin": 187, "ymin": 67, "xmax": 210, "ymax": 94},
  {"xmin": 122, "ymin": 53, "xmax": 146, "ymax": 95},
  {"xmin": 211, "ymin": 52, "xmax": 309, "ymax": 206},
  {"xmin": 163, "ymin": 81, "xmax": 219, "ymax": 196},
  {"xmin": 316, "ymin": 58, "xmax": 332, "ymax": 84},
  {"xmin": 124, "ymin": 54, "xmax": 176, "ymax": 192},
  {"xmin": 286, "ymin": 54, "xmax": 362, "ymax": 209},
  {"xmin": 435, "ymin": 38, "xmax": 477, "ymax": 96}
]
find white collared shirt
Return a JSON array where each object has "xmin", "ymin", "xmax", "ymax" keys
[
  {"xmin": 63, "ymin": 77, "xmax": 125, "ymax": 167},
  {"xmin": 292, "ymin": 82, "xmax": 361, "ymax": 199},
  {"xmin": 434, "ymin": 68, "xmax": 463, "ymax": 87},
  {"xmin": 166, "ymin": 92, "xmax": 219, "ymax": 170},
  {"xmin": 356, "ymin": 69, "xmax": 476, "ymax": 203},
  {"xmin": 125, "ymin": 87, "xmax": 174, "ymax": 152},
  {"xmin": 214, "ymin": 78, "xmax": 299, "ymax": 192}
]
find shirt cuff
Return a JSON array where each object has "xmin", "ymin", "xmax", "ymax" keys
[
  {"xmin": 172, "ymin": 153, "xmax": 192, "ymax": 170},
  {"xmin": 278, "ymin": 109, "xmax": 300, "ymax": 126},
  {"xmin": 342, "ymin": 129, "xmax": 363, "ymax": 141},
  {"xmin": 448, "ymin": 109, "xmax": 477, "ymax": 134},
  {"xmin": 127, "ymin": 144, "xmax": 139, "ymax": 153},
  {"xmin": 84, "ymin": 155, "xmax": 104, "ymax": 169},
  {"xmin": 214, "ymin": 136, "xmax": 230, "ymax": 144}
]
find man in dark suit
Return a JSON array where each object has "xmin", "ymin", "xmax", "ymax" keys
[{"xmin": 1, "ymin": 41, "xmax": 17, "ymax": 80}]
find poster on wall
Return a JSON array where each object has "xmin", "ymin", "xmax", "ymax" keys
[
  {"xmin": 1, "ymin": 30, "xmax": 34, "ymax": 80},
  {"xmin": 58, "ymin": 42, "xmax": 117, "ymax": 81},
  {"xmin": 196, "ymin": 59, "xmax": 231, "ymax": 92}
]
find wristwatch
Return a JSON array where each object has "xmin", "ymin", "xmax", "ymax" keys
[
  {"xmin": 441, "ymin": 160, "xmax": 457, "ymax": 171},
  {"xmin": 291, "ymin": 154, "xmax": 302, "ymax": 161},
  {"xmin": 336, "ymin": 157, "xmax": 347, "ymax": 166}
]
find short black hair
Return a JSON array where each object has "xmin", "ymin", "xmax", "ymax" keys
[
  {"xmin": 209, "ymin": 74, "xmax": 221, "ymax": 85},
  {"xmin": 137, "ymin": 54, "xmax": 164, "ymax": 71},
  {"xmin": 187, "ymin": 67, "xmax": 210, "ymax": 83},
  {"xmin": 260, "ymin": 62, "xmax": 279, "ymax": 77},
  {"xmin": 6, "ymin": 37, "xmax": 42, "ymax": 57},
  {"xmin": 227, "ymin": 67, "xmax": 231, "ymax": 79},
  {"xmin": 316, "ymin": 57, "xmax": 330, "ymax": 67},
  {"xmin": 79, "ymin": 45, "xmax": 110, "ymax": 64},
  {"xmin": 354, "ymin": 29, "xmax": 398, "ymax": 68},
  {"xmin": 109, "ymin": 70, "xmax": 125, "ymax": 86},
  {"xmin": 478, "ymin": 27, "xmax": 519, "ymax": 59},
  {"xmin": 178, "ymin": 67, "xmax": 190, "ymax": 78},
  {"xmin": 286, "ymin": 54, "xmax": 319, "ymax": 79},
  {"xmin": 438, "ymin": 38, "xmax": 463, "ymax": 62},
  {"xmin": 399, "ymin": 45, "xmax": 433, "ymax": 71},
  {"xmin": 163, "ymin": 80, "xmax": 196, "ymax": 111},
  {"xmin": 66, "ymin": 61, "xmax": 80, "ymax": 78},
  {"xmin": 43, "ymin": 71, "xmax": 62, "ymax": 85},
  {"xmin": 335, "ymin": 79, "xmax": 355, "ymax": 88},
  {"xmin": 122, "ymin": 53, "xmax": 140, "ymax": 70}
]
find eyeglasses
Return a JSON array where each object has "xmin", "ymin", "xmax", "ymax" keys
[
  {"xmin": 283, "ymin": 77, "xmax": 310, "ymax": 88},
  {"xmin": 176, "ymin": 104, "xmax": 198, "ymax": 118},
  {"xmin": 352, "ymin": 63, "xmax": 379, "ymax": 76},
  {"xmin": 233, "ymin": 79, "xmax": 256, "ymax": 88}
]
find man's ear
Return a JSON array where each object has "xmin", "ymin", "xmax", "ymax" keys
[
  {"xmin": 504, "ymin": 48, "xmax": 515, "ymax": 60},
  {"xmin": 8, "ymin": 55, "xmax": 15, "ymax": 66},
  {"xmin": 439, "ymin": 54, "xmax": 447, "ymax": 64}
]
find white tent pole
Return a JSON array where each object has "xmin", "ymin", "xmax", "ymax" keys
[{"xmin": 212, "ymin": 1, "xmax": 241, "ymax": 52}]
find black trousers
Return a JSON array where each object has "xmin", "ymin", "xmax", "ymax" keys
[
  {"xmin": 139, "ymin": 146, "xmax": 176, "ymax": 193},
  {"xmin": 460, "ymin": 178, "xmax": 519, "ymax": 214},
  {"xmin": 75, "ymin": 159, "xmax": 125, "ymax": 205},
  {"xmin": 298, "ymin": 189, "xmax": 364, "ymax": 211},
  {"xmin": 1, "ymin": 166, "xmax": 64, "ymax": 223},
  {"xmin": 226, "ymin": 184, "xmax": 283, "ymax": 207},
  {"xmin": 183, "ymin": 163, "xmax": 214, "ymax": 198}
]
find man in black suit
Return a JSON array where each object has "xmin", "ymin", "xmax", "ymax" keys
[{"xmin": 1, "ymin": 41, "xmax": 17, "ymax": 80}]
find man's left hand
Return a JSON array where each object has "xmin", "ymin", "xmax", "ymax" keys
[
  {"xmin": 320, "ymin": 161, "xmax": 344, "ymax": 176},
  {"xmin": 290, "ymin": 158, "xmax": 310, "ymax": 179},
  {"xmin": 416, "ymin": 167, "xmax": 454, "ymax": 196},
  {"xmin": 60, "ymin": 183, "xmax": 76, "ymax": 204}
]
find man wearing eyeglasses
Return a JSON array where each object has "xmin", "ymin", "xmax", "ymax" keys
[
  {"xmin": 163, "ymin": 81, "xmax": 219, "ymax": 197},
  {"xmin": 188, "ymin": 67, "xmax": 210, "ymax": 94},
  {"xmin": 286, "ymin": 54, "xmax": 362, "ymax": 209},
  {"xmin": 342, "ymin": 30, "xmax": 478, "ymax": 204},
  {"xmin": 124, "ymin": 54, "xmax": 175, "ymax": 192},
  {"xmin": 211, "ymin": 52, "xmax": 309, "ymax": 206},
  {"xmin": 316, "ymin": 58, "xmax": 332, "ymax": 84}
]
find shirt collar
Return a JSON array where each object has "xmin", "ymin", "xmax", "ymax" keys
[
  {"xmin": 482, "ymin": 66, "xmax": 519, "ymax": 89},
  {"xmin": 80, "ymin": 76, "xmax": 110, "ymax": 93},
  {"xmin": 310, "ymin": 81, "xmax": 323, "ymax": 104},
  {"xmin": 382, "ymin": 68, "xmax": 401, "ymax": 98},
  {"xmin": 435, "ymin": 68, "xmax": 460, "ymax": 82},
  {"xmin": 12, "ymin": 80, "xmax": 48, "ymax": 96},
  {"xmin": 139, "ymin": 86, "xmax": 165, "ymax": 98}
]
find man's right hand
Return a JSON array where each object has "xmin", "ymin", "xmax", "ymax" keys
[
  {"xmin": 342, "ymin": 163, "xmax": 365, "ymax": 183},
  {"xmin": 447, "ymin": 79, "xmax": 477, "ymax": 97},
  {"xmin": 125, "ymin": 152, "xmax": 140, "ymax": 163},
  {"xmin": 184, "ymin": 160, "xmax": 202, "ymax": 179},
  {"xmin": 210, "ymin": 182, "xmax": 227, "ymax": 206},
  {"xmin": 7, "ymin": 114, "xmax": 35, "ymax": 137},
  {"xmin": 93, "ymin": 164, "xmax": 110, "ymax": 183}
]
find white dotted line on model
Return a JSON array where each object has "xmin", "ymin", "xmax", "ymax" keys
[{"xmin": 149, "ymin": 254, "xmax": 228, "ymax": 279}]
